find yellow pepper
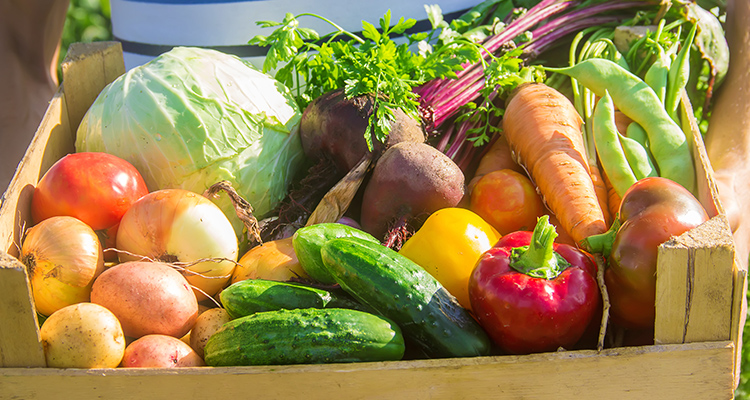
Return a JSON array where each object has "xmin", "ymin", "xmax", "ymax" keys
[{"xmin": 399, "ymin": 207, "xmax": 501, "ymax": 310}]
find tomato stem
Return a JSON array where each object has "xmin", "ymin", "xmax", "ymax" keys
[
  {"xmin": 509, "ymin": 215, "xmax": 569, "ymax": 280},
  {"xmin": 579, "ymin": 217, "xmax": 621, "ymax": 257}
]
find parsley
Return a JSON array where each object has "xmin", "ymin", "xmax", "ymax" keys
[{"xmin": 250, "ymin": 9, "xmax": 481, "ymax": 150}]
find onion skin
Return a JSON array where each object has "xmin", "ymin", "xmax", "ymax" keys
[
  {"xmin": 21, "ymin": 216, "xmax": 105, "ymax": 316},
  {"xmin": 231, "ymin": 237, "xmax": 307, "ymax": 283},
  {"xmin": 116, "ymin": 189, "xmax": 239, "ymax": 300}
]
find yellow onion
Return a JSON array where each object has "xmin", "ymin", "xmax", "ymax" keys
[
  {"xmin": 20, "ymin": 216, "xmax": 105, "ymax": 316},
  {"xmin": 231, "ymin": 237, "xmax": 307, "ymax": 284},
  {"xmin": 116, "ymin": 189, "xmax": 239, "ymax": 300}
]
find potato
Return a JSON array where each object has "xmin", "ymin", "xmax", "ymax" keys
[
  {"xmin": 121, "ymin": 334, "xmax": 205, "ymax": 367},
  {"xmin": 41, "ymin": 302, "xmax": 125, "ymax": 368},
  {"xmin": 91, "ymin": 261, "xmax": 199, "ymax": 339},
  {"xmin": 189, "ymin": 307, "xmax": 231, "ymax": 358},
  {"xmin": 360, "ymin": 142, "xmax": 465, "ymax": 238},
  {"xmin": 231, "ymin": 237, "xmax": 308, "ymax": 283}
]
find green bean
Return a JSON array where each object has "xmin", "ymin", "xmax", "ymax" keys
[
  {"xmin": 625, "ymin": 121, "xmax": 649, "ymax": 149},
  {"xmin": 644, "ymin": 44, "xmax": 670, "ymax": 104},
  {"xmin": 619, "ymin": 131, "xmax": 658, "ymax": 181},
  {"xmin": 665, "ymin": 22, "xmax": 697, "ymax": 122},
  {"xmin": 592, "ymin": 91, "xmax": 638, "ymax": 197},
  {"xmin": 545, "ymin": 58, "xmax": 695, "ymax": 194}
]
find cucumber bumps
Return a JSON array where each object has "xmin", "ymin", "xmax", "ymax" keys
[
  {"xmin": 321, "ymin": 237, "xmax": 491, "ymax": 358},
  {"xmin": 204, "ymin": 308, "xmax": 404, "ymax": 366}
]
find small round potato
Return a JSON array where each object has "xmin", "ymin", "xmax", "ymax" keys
[
  {"xmin": 121, "ymin": 334, "xmax": 205, "ymax": 367},
  {"xmin": 189, "ymin": 307, "xmax": 231, "ymax": 358},
  {"xmin": 41, "ymin": 302, "xmax": 126, "ymax": 368}
]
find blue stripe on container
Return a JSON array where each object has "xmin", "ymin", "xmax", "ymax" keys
[
  {"xmin": 122, "ymin": 0, "xmax": 264, "ymax": 4},
  {"xmin": 116, "ymin": 8, "xmax": 470, "ymax": 57}
]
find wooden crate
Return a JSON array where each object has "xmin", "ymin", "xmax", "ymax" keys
[{"xmin": 0, "ymin": 42, "xmax": 745, "ymax": 399}]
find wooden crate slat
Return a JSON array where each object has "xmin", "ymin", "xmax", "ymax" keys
[
  {"xmin": 0, "ymin": 342, "xmax": 735, "ymax": 400},
  {"xmin": 60, "ymin": 41, "xmax": 125, "ymax": 133},
  {"xmin": 0, "ymin": 253, "xmax": 45, "ymax": 367},
  {"xmin": 656, "ymin": 215, "xmax": 735, "ymax": 344}
]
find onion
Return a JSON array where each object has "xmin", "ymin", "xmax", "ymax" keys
[
  {"xmin": 116, "ymin": 189, "xmax": 239, "ymax": 300},
  {"xmin": 20, "ymin": 216, "xmax": 105, "ymax": 316}
]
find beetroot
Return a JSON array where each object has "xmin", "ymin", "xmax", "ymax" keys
[
  {"xmin": 299, "ymin": 88, "xmax": 425, "ymax": 176},
  {"xmin": 360, "ymin": 141, "xmax": 465, "ymax": 240}
]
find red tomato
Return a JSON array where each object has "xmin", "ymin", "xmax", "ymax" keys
[
  {"xmin": 31, "ymin": 152, "xmax": 149, "ymax": 231},
  {"xmin": 469, "ymin": 169, "xmax": 545, "ymax": 235}
]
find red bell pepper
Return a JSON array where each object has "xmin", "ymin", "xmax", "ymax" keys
[{"xmin": 468, "ymin": 215, "xmax": 600, "ymax": 354}]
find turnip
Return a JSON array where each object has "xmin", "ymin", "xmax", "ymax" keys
[{"xmin": 359, "ymin": 141, "xmax": 465, "ymax": 241}]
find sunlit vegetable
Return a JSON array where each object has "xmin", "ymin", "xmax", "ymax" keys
[
  {"xmin": 20, "ymin": 216, "xmax": 105, "ymax": 316},
  {"xmin": 31, "ymin": 152, "xmax": 149, "ymax": 231},
  {"xmin": 75, "ymin": 47, "xmax": 307, "ymax": 236},
  {"xmin": 231, "ymin": 237, "xmax": 307, "ymax": 284},
  {"xmin": 91, "ymin": 261, "xmax": 200, "ymax": 339},
  {"xmin": 398, "ymin": 207, "xmax": 500, "ymax": 310},
  {"xmin": 41, "ymin": 302, "xmax": 126, "ymax": 368},
  {"xmin": 116, "ymin": 189, "xmax": 239, "ymax": 300}
]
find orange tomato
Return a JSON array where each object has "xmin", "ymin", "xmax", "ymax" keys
[{"xmin": 469, "ymin": 169, "xmax": 545, "ymax": 235}]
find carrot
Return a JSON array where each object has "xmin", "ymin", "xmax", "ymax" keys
[
  {"xmin": 613, "ymin": 110, "xmax": 633, "ymax": 135},
  {"xmin": 502, "ymin": 82, "xmax": 608, "ymax": 244},
  {"xmin": 466, "ymin": 133, "xmax": 525, "ymax": 194},
  {"xmin": 603, "ymin": 168, "xmax": 622, "ymax": 220},
  {"xmin": 589, "ymin": 161, "xmax": 612, "ymax": 227}
]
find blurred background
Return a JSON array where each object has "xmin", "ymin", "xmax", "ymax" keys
[
  {"xmin": 58, "ymin": 0, "xmax": 112, "ymax": 80},
  {"xmin": 59, "ymin": 0, "xmax": 749, "ymax": 397}
]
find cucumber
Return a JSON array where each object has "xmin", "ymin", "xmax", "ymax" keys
[
  {"xmin": 292, "ymin": 222, "xmax": 379, "ymax": 284},
  {"xmin": 203, "ymin": 308, "xmax": 405, "ymax": 366},
  {"xmin": 219, "ymin": 278, "xmax": 368, "ymax": 319},
  {"xmin": 320, "ymin": 237, "xmax": 491, "ymax": 358}
]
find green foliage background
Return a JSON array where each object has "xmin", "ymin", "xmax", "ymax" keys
[
  {"xmin": 59, "ymin": 1, "xmax": 748, "ymax": 398},
  {"xmin": 59, "ymin": 0, "xmax": 112, "ymax": 77}
]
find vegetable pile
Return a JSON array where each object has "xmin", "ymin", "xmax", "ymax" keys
[{"xmin": 26, "ymin": 0, "xmax": 730, "ymax": 369}]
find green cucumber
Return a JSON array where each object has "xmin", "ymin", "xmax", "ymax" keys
[
  {"xmin": 320, "ymin": 237, "xmax": 491, "ymax": 358},
  {"xmin": 292, "ymin": 222, "xmax": 379, "ymax": 284},
  {"xmin": 219, "ymin": 278, "xmax": 368, "ymax": 319},
  {"xmin": 204, "ymin": 308, "xmax": 405, "ymax": 366}
]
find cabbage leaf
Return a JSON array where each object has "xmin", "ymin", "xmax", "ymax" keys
[{"xmin": 76, "ymin": 47, "xmax": 307, "ymax": 236}]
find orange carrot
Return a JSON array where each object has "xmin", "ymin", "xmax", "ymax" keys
[
  {"xmin": 613, "ymin": 110, "xmax": 633, "ymax": 136},
  {"xmin": 589, "ymin": 159, "xmax": 612, "ymax": 227},
  {"xmin": 466, "ymin": 133, "xmax": 525, "ymax": 194},
  {"xmin": 603, "ymin": 169, "xmax": 622, "ymax": 220},
  {"xmin": 502, "ymin": 82, "xmax": 608, "ymax": 244}
]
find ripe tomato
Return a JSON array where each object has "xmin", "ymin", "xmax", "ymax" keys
[
  {"xmin": 32, "ymin": 152, "xmax": 149, "ymax": 231},
  {"xmin": 469, "ymin": 169, "xmax": 545, "ymax": 235},
  {"xmin": 606, "ymin": 177, "xmax": 709, "ymax": 329}
]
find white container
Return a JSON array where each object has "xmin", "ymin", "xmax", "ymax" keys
[{"xmin": 110, "ymin": 0, "xmax": 480, "ymax": 70}]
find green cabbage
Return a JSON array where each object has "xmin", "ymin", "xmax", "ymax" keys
[{"xmin": 76, "ymin": 47, "xmax": 307, "ymax": 236}]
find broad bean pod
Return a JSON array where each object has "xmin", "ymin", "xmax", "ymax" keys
[
  {"xmin": 592, "ymin": 91, "xmax": 637, "ymax": 197},
  {"xmin": 665, "ymin": 23, "xmax": 697, "ymax": 122},
  {"xmin": 546, "ymin": 58, "xmax": 695, "ymax": 194}
]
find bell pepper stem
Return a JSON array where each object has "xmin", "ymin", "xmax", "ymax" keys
[{"xmin": 509, "ymin": 216, "xmax": 569, "ymax": 280}]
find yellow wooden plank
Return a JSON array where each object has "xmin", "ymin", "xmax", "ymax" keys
[
  {"xmin": 0, "ymin": 253, "xmax": 45, "ymax": 367},
  {"xmin": 656, "ymin": 216, "xmax": 735, "ymax": 344},
  {"xmin": 0, "ymin": 90, "xmax": 71, "ymax": 259},
  {"xmin": 60, "ymin": 41, "xmax": 125, "ymax": 132},
  {"xmin": 0, "ymin": 342, "xmax": 735, "ymax": 399}
]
